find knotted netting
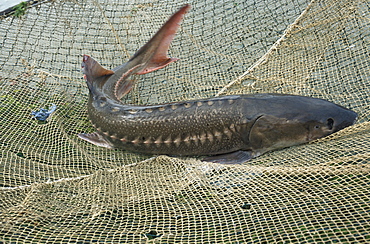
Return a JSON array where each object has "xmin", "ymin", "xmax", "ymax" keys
[{"xmin": 0, "ymin": 0, "xmax": 369, "ymax": 242}]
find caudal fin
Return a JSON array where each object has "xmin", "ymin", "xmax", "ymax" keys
[
  {"xmin": 99, "ymin": 4, "xmax": 190, "ymax": 100},
  {"xmin": 129, "ymin": 4, "xmax": 191, "ymax": 75}
]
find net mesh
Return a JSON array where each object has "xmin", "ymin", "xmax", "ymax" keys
[{"xmin": 1, "ymin": 0, "xmax": 369, "ymax": 242}]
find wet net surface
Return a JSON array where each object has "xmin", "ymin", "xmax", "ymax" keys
[{"xmin": 0, "ymin": 0, "xmax": 369, "ymax": 242}]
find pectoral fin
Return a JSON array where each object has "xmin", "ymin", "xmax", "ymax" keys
[
  {"xmin": 77, "ymin": 132, "xmax": 113, "ymax": 149},
  {"xmin": 130, "ymin": 4, "xmax": 191, "ymax": 75},
  {"xmin": 202, "ymin": 151, "xmax": 254, "ymax": 164}
]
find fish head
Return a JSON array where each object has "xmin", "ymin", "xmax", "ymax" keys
[
  {"xmin": 248, "ymin": 97, "xmax": 357, "ymax": 153},
  {"xmin": 304, "ymin": 102, "xmax": 358, "ymax": 141}
]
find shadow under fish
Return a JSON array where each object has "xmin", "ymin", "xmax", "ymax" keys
[{"xmin": 78, "ymin": 4, "xmax": 357, "ymax": 164}]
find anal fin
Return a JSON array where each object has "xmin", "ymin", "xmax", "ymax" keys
[
  {"xmin": 202, "ymin": 151, "xmax": 253, "ymax": 164},
  {"xmin": 114, "ymin": 64, "xmax": 143, "ymax": 100},
  {"xmin": 77, "ymin": 132, "xmax": 113, "ymax": 149},
  {"xmin": 115, "ymin": 78, "xmax": 135, "ymax": 100}
]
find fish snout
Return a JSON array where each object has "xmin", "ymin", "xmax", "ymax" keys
[{"xmin": 331, "ymin": 109, "xmax": 358, "ymax": 133}]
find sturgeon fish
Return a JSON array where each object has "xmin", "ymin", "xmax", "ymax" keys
[{"xmin": 78, "ymin": 5, "xmax": 357, "ymax": 164}]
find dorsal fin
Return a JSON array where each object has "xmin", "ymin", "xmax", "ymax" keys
[{"xmin": 81, "ymin": 55, "xmax": 114, "ymax": 86}]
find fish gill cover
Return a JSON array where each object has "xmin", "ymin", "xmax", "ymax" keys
[{"xmin": 0, "ymin": 0, "xmax": 369, "ymax": 243}]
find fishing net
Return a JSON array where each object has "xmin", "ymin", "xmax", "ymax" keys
[{"xmin": 0, "ymin": 0, "xmax": 369, "ymax": 242}]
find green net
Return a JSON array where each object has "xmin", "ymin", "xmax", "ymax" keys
[{"xmin": 1, "ymin": 0, "xmax": 369, "ymax": 242}]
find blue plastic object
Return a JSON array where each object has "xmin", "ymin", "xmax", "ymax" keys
[{"xmin": 31, "ymin": 104, "xmax": 57, "ymax": 121}]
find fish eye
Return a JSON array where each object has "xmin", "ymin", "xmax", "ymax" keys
[{"xmin": 326, "ymin": 118, "xmax": 334, "ymax": 130}]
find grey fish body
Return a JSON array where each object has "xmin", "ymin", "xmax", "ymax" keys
[
  {"xmin": 85, "ymin": 91, "xmax": 357, "ymax": 159},
  {"xmin": 88, "ymin": 94, "xmax": 247, "ymax": 156},
  {"xmin": 78, "ymin": 5, "xmax": 357, "ymax": 163}
]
